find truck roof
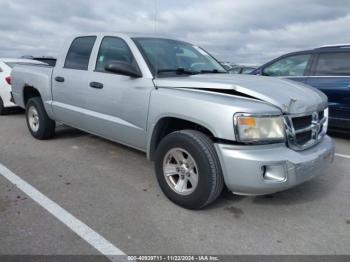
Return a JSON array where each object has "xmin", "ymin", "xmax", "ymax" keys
[{"xmin": 71, "ymin": 32, "xmax": 188, "ymax": 42}]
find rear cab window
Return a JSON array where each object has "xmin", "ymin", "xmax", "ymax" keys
[
  {"xmin": 64, "ymin": 36, "xmax": 97, "ymax": 70},
  {"xmin": 314, "ymin": 52, "xmax": 350, "ymax": 76}
]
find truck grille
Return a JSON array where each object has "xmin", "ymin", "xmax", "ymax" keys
[
  {"xmin": 285, "ymin": 111, "xmax": 327, "ymax": 151},
  {"xmin": 292, "ymin": 115, "xmax": 312, "ymax": 129}
]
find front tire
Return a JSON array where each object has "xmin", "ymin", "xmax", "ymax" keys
[
  {"xmin": 26, "ymin": 97, "xmax": 56, "ymax": 140},
  {"xmin": 155, "ymin": 130, "xmax": 224, "ymax": 209}
]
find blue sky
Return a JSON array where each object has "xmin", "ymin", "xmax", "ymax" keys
[{"xmin": 1, "ymin": 0, "xmax": 350, "ymax": 64}]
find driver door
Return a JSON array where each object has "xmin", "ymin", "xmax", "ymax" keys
[{"xmin": 81, "ymin": 36, "xmax": 154, "ymax": 150}]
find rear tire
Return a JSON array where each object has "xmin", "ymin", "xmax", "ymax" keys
[
  {"xmin": 0, "ymin": 97, "xmax": 8, "ymax": 115},
  {"xmin": 155, "ymin": 130, "xmax": 224, "ymax": 209},
  {"xmin": 26, "ymin": 97, "xmax": 55, "ymax": 140}
]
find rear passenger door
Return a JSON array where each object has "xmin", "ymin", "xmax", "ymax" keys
[
  {"xmin": 262, "ymin": 54, "xmax": 312, "ymax": 83},
  {"xmin": 306, "ymin": 52, "xmax": 350, "ymax": 122},
  {"xmin": 52, "ymin": 36, "xmax": 96, "ymax": 126}
]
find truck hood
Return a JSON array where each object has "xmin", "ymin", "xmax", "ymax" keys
[{"xmin": 154, "ymin": 74, "xmax": 328, "ymax": 114}]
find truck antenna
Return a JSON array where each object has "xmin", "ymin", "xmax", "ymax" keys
[{"xmin": 154, "ymin": 0, "xmax": 158, "ymax": 79}]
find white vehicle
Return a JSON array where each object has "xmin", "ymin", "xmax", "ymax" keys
[{"xmin": 0, "ymin": 59, "xmax": 44, "ymax": 115}]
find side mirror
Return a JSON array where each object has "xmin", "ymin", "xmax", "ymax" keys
[
  {"xmin": 104, "ymin": 61, "xmax": 142, "ymax": 78},
  {"xmin": 262, "ymin": 69, "xmax": 270, "ymax": 76}
]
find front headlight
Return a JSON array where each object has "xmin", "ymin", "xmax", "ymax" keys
[{"xmin": 234, "ymin": 114, "xmax": 285, "ymax": 143}]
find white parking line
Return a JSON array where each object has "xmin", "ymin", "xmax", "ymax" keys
[
  {"xmin": 335, "ymin": 153, "xmax": 350, "ymax": 159},
  {"xmin": 0, "ymin": 163, "xmax": 126, "ymax": 260}
]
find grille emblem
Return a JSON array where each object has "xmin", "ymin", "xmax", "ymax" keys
[{"xmin": 287, "ymin": 98, "xmax": 298, "ymax": 112}]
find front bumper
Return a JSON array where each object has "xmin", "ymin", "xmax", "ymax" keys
[{"xmin": 215, "ymin": 135, "xmax": 335, "ymax": 195}]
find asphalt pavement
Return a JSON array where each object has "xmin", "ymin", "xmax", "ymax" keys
[{"xmin": 0, "ymin": 112, "xmax": 349, "ymax": 257}]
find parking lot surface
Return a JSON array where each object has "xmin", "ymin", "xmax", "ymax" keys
[{"xmin": 0, "ymin": 113, "xmax": 349, "ymax": 256}]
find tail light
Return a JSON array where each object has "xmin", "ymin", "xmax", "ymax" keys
[{"xmin": 5, "ymin": 76, "xmax": 11, "ymax": 85}]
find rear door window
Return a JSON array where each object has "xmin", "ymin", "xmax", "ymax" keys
[
  {"xmin": 315, "ymin": 52, "xmax": 350, "ymax": 76},
  {"xmin": 64, "ymin": 36, "xmax": 96, "ymax": 70},
  {"xmin": 263, "ymin": 54, "xmax": 311, "ymax": 76}
]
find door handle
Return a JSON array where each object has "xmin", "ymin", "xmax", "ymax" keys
[
  {"xmin": 90, "ymin": 82, "xmax": 104, "ymax": 89},
  {"xmin": 55, "ymin": 76, "xmax": 65, "ymax": 83}
]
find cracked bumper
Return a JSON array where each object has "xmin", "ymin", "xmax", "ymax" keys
[{"xmin": 215, "ymin": 135, "xmax": 335, "ymax": 195}]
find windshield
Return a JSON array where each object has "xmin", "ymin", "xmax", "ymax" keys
[{"xmin": 133, "ymin": 38, "xmax": 227, "ymax": 77}]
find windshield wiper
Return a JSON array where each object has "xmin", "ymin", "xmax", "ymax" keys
[
  {"xmin": 157, "ymin": 68, "xmax": 198, "ymax": 75},
  {"xmin": 199, "ymin": 69, "xmax": 227, "ymax": 74}
]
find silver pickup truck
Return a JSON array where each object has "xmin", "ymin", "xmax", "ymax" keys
[{"xmin": 11, "ymin": 33, "xmax": 335, "ymax": 209}]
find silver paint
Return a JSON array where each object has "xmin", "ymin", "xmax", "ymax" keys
[{"xmin": 11, "ymin": 32, "xmax": 335, "ymax": 195}]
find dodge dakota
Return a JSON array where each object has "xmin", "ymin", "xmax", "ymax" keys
[{"xmin": 11, "ymin": 33, "xmax": 335, "ymax": 209}]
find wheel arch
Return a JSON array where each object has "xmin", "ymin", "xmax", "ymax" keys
[
  {"xmin": 147, "ymin": 116, "xmax": 216, "ymax": 161},
  {"xmin": 23, "ymin": 85, "xmax": 42, "ymax": 107}
]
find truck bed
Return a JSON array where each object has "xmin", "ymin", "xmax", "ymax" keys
[{"xmin": 11, "ymin": 64, "xmax": 54, "ymax": 108}]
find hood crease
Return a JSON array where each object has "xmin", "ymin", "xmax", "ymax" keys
[{"xmin": 154, "ymin": 74, "xmax": 328, "ymax": 114}]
